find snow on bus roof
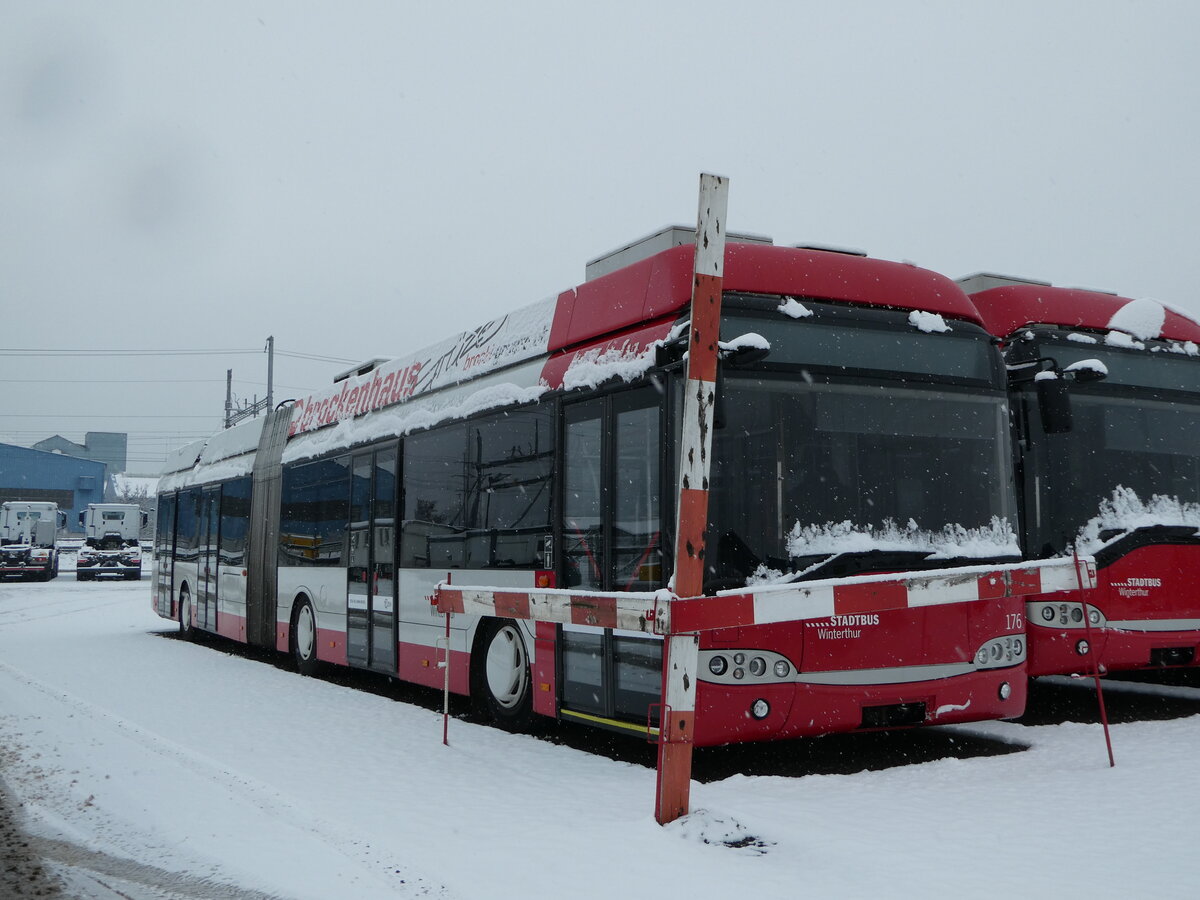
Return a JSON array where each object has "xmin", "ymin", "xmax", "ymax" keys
[
  {"xmin": 161, "ymin": 439, "xmax": 206, "ymax": 476},
  {"xmin": 284, "ymin": 370, "xmax": 549, "ymax": 465},
  {"xmin": 159, "ymin": 454, "xmax": 258, "ymax": 492},
  {"xmin": 285, "ymin": 243, "xmax": 979, "ymax": 442},
  {"xmin": 286, "ymin": 296, "xmax": 558, "ymax": 440},
  {"xmin": 282, "ymin": 328, "xmax": 677, "ymax": 465},
  {"xmin": 200, "ymin": 417, "xmax": 265, "ymax": 465},
  {"xmin": 966, "ymin": 282, "xmax": 1200, "ymax": 344},
  {"xmin": 158, "ymin": 416, "xmax": 265, "ymax": 485}
]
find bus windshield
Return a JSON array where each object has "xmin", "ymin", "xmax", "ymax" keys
[
  {"xmin": 1020, "ymin": 389, "xmax": 1200, "ymax": 556},
  {"xmin": 707, "ymin": 324, "xmax": 1016, "ymax": 586}
]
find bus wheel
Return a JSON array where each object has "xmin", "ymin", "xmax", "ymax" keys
[
  {"xmin": 471, "ymin": 619, "xmax": 532, "ymax": 731},
  {"xmin": 178, "ymin": 586, "xmax": 194, "ymax": 640},
  {"xmin": 291, "ymin": 599, "xmax": 319, "ymax": 676}
]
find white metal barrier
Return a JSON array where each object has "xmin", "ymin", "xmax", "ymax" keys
[{"xmin": 432, "ymin": 555, "xmax": 1097, "ymax": 824}]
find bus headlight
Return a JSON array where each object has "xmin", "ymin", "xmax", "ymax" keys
[
  {"xmin": 973, "ymin": 635, "xmax": 1027, "ymax": 670},
  {"xmin": 1029, "ymin": 601, "xmax": 1106, "ymax": 630},
  {"xmin": 750, "ymin": 699, "xmax": 770, "ymax": 720},
  {"xmin": 700, "ymin": 649, "xmax": 795, "ymax": 685}
]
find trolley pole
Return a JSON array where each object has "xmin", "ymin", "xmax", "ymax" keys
[{"xmin": 655, "ymin": 173, "xmax": 729, "ymax": 825}]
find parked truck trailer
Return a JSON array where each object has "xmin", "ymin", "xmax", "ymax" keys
[
  {"xmin": 0, "ymin": 501, "xmax": 62, "ymax": 581},
  {"xmin": 77, "ymin": 503, "xmax": 146, "ymax": 581}
]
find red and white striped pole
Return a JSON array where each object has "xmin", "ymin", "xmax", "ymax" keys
[{"xmin": 655, "ymin": 173, "xmax": 729, "ymax": 825}]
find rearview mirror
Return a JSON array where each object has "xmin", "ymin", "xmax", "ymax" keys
[
  {"xmin": 719, "ymin": 333, "xmax": 770, "ymax": 368},
  {"xmin": 1065, "ymin": 358, "xmax": 1108, "ymax": 384},
  {"xmin": 1036, "ymin": 375, "xmax": 1073, "ymax": 434}
]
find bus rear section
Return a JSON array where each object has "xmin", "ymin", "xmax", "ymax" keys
[{"xmin": 965, "ymin": 276, "xmax": 1200, "ymax": 677}]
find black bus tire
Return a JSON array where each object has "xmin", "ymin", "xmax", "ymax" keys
[
  {"xmin": 178, "ymin": 585, "xmax": 194, "ymax": 640},
  {"xmin": 470, "ymin": 619, "xmax": 533, "ymax": 731},
  {"xmin": 291, "ymin": 598, "xmax": 320, "ymax": 676}
]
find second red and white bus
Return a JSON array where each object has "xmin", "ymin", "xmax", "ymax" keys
[
  {"xmin": 155, "ymin": 228, "xmax": 1034, "ymax": 745},
  {"xmin": 963, "ymin": 274, "xmax": 1200, "ymax": 677}
]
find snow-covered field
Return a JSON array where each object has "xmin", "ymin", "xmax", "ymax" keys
[{"xmin": 1, "ymin": 575, "xmax": 1198, "ymax": 899}]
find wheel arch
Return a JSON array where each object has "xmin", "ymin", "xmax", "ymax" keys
[
  {"xmin": 469, "ymin": 616, "xmax": 535, "ymax": 730},
  {"xmin": 289, "ymin": 592, "xmax": 320, "ymax": 675}
]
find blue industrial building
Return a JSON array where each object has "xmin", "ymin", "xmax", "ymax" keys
[{"xmin": 0, "ymin": 442, "xmax": 108, "ymax": 531}]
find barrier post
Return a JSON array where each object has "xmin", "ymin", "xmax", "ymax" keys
[
  {"xmin": 1075, "ymin": 554, "xmax": 1115, "ymax": 766},
  {"xmin": 442, "ymin": 572, "xmax": 451, "ymax": 746},
  {"xmin": 655, "ymin": 173, "xmax": 728, "ymax": 825}
]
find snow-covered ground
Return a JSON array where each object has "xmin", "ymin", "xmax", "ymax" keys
[{"xmin": 1, "ymin": 576, "xmax": 1198, "ymax": 899}]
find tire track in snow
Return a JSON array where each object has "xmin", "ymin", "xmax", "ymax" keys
[
  {"xmin": 0, "ymin": 657, "xmax": 446, "ymax": 898},
  {"xmin": 37, "ymin": 838, "xmax": 284, "ymax": 899},
  {"xmin": 0, "ymin": 593, "xmax": 133, "ymax": 625}
]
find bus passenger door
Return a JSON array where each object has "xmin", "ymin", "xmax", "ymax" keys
[
  {"xmin": 370, "ymin": 447, "xmax": 398, "ymax": 672},
  {"xmin": 197, "ymin": 487, "xmax": 220, "ymax": 632},
  {"xmin": 347, "ymin": 453, "xmax": 371, "ymax": 668},
  {"xmin": 154, "ymin": 495, "xmax": 176, "ymax": 618},
  {"xmin": 559, "ymin": 388, "xmax": 665, "ymax": 729}
]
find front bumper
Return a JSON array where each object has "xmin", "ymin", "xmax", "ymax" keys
[
  {"xmin": 692, "ymin": 664, "xmax": 1027, "ymax": 746},
  {"xmin": 77, "ymin": 554, "xmax": 142, "ymax": 578},
  {"xmin": 1027, "ymin": 621, "xmax": 1200, "ymax": 676}
]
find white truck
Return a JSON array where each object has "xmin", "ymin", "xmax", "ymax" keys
[
  {"xmin": 0, "ymin": 501, "xmax": 63, "ymax": 581},
  {"xmin": 76, "ymin": 503, "xmax": 147, "ymax": 581}
]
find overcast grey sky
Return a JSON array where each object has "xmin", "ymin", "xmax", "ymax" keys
[{"xmin": 3, "ymin": 1, "xmax": 1198, "ymax": 473}]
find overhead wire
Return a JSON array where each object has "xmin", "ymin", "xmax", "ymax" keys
[
  {"xmin": 0, "ymin": 347, "xmax": 359, "ymax": 364},
  {"xmin": 0, "ymin": 343, "xmax": 357, "ymax": 468}
]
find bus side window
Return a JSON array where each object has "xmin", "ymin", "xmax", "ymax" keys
[{"xmin": 402, "ymin": 424, "xmax": 467, "ymax": 568}]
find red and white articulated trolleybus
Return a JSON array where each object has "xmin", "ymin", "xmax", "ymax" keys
[
  {"xmin": 962, "ymin": 274, "xmax": 1200, "ymax": 677},
  {"xmin": 154, "ymin": 228, "xmax": 1033, "ymax": 746}
]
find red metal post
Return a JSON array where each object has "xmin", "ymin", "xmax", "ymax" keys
[
  {"xmin": 655, "ymin": 173, "xmax": 729, "ymax": 825},
  {"xmin": 1075, "ymin": 554, "xmax": 1115, "ymax": 767},
  {"xmin": 443, "ymin": 572, "xmax": 452, "ymax": 746}
]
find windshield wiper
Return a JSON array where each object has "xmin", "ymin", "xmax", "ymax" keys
[{"xmin": 790, "ymin": 549, "xmax": 1024, "ymax": 581}]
